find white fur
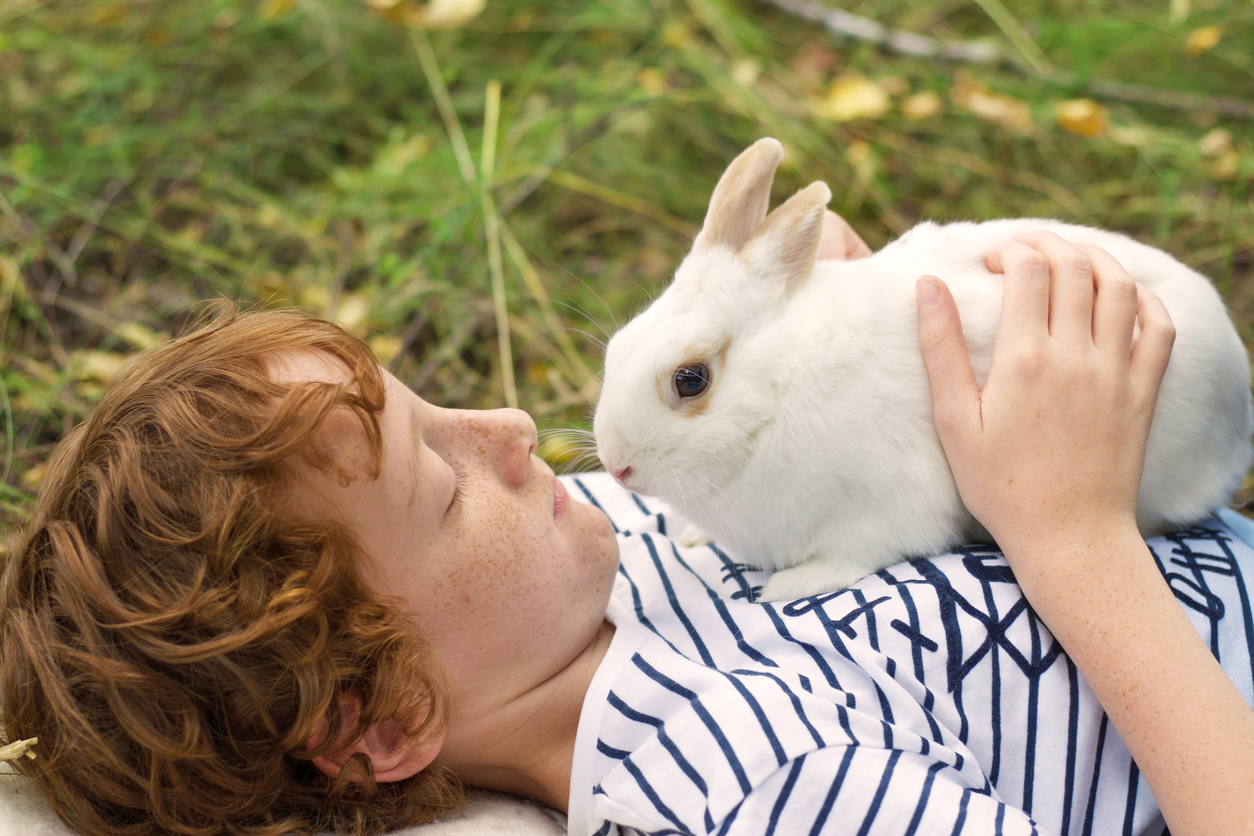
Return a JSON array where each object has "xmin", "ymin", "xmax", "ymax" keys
[{"xmin": 595, "ymin": 141, "xmax": 1253, "ymax": 601}]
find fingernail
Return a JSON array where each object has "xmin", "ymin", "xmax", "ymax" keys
[{"xmin": 916, "ymin": 276, "xmax": 939, "ymax": 308}]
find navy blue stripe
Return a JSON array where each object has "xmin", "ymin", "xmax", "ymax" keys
[
  {"xmin": 574, "ymin": 477, "xmax": 618, "ymax": 532},
  {"xmin": 852, "ymin": 589, "xmax": 884, "ymax": 651},
  {"xmin": 1061, "ymin": 656, "xmax": 1080, "ymax": 836},
  {"xmin": 710, "ymin": 543, "xmax": 756, "ymax": 601},
  {"xmin": 1081, "ymin": 714, "xmax": 1110, "ymax": 836},
  {"xmin": 856, "ymin": 749, "xmax": 903, "ymax": 836},
  {"xmin": 597, "ymin": 739, "xmax": 632, "ymax": 760},
  {"xmin": 616, "ymin": 563, "xmax": 683, "ymax": 655},
  {"xmin": 760, "ymin": 603, "xmax": 845, "ymax": 693},
  {"xmin": 1122, "ymin": 760, "xmax": 1140, "ymax": 836},
  {"xmin": 903, "ymin": 761, "xmax": 949, "ymax": 836},
  {"xmin": 981, "ymin": 580, "xmax": 1003, "ymax": 787},
  {"xmin": 632, "ymin": 654, "xmax": 752, "ymax": 794},
  {"xmin": 630, "ymin": 491, "xmax": 652, "ymax": 515},
  {"xmin": 917, "ymin": 561, "xmax": 971, "ymax": 745},
  {"xmin": 731, "ymin": 669, "xmax": 826, "ymax": 748},
  {"xmin": 948, "ymin": 788, "xmax": 972, "ymax": 836},
  {"xmin": 607, "ymin": 691, "xmax": 711, "ymax": 804},
  {"xmin": 1022, "ymin": 602, "xmax": 1042, "ymax": 814},
  {"xmin": 641, "ymin": 533, "xmax": 716, "ymax": 666},
  {"xmin": 621, "ymin": 755, "xmax": 688, "ymax": 832},
  {"xmin": 718, "ymin": 671, "xmax": 789, "ymax": 766},
  {"xmin": 666, "ymin": 542, "xmax": 778, "ymax": 667},
  {"xmin": 592, "ymin": 820, "xmax": 612, "ymax": 836},
  {"xmin": 765, "ymin": 755, "xmax": 807, "ymax": 836},
  {"xmin": 807, "ymin": 747, "xmax": 856, "ymax": 836},
  {"xmin": 1209, "ymin": 528, "xmax": 1254, "ymax": 688}
]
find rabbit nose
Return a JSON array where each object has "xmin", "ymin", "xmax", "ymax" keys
[{"xmin": 613, "ymin": 466, "xmax": 632, "ymax": 484}]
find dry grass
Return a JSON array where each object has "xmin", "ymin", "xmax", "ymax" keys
[{"xmin": 2, "ymin": 0, "xmax": 1252, "ymax": 529}]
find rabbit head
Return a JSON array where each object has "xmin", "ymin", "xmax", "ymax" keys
[{"xmin": 595, "ymin": 138, "xmax": 832, "ymax": 503}]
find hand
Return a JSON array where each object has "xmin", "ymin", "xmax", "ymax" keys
[
  {"xmin": 816, "ymin": 210, "xmax": 871, "ymax": 261},
  {"xmin": 915, "ymin": 232, "xmax": 1175, "ymax": 555},
  {"xmin": 918, "ymin": 233, "xmax": 1254, "ymax": 836}
]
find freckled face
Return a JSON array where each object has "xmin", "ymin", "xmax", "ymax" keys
[{"xmin": 283, "ymin": 355, "xmax": 619, "ymax": 718}]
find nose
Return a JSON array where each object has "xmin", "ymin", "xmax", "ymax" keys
[
  {"xmin": 480, "ymin": 408, "xmax": 538, "ymax": 487},
  {"xmin": 613, "ymin": 466, "xmax": 632, "ymax": 483}
]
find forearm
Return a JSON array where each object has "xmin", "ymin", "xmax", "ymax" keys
[{"xmin": 1003, "ymin": 521, "xmax": 1254, "ymax": 836}]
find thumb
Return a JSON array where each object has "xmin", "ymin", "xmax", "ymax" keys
[{"xmin": 916, "ymin": 277, "xmax": 981, "ymax": 448}]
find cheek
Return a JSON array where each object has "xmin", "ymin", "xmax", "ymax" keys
[{"xmin": 444, "ymin": 487, "xmax": 564, "ymax": 615}]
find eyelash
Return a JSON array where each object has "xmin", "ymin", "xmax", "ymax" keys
[{"xmin": 448, "ymin": 462, "xmax": 467, "ymax": 512}]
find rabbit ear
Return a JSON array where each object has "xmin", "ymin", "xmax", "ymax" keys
[
  {"xmin": 739, "ymin": 180, "xmax": 832, "ymax": 299},
  {"xmin": 694, "ymin": 138, "xmax": 785, "ymax": 253}
]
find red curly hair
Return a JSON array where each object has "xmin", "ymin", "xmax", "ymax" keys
[{"xmin": 0, "ymin": 306, "xmax": 461, "ymax": 835}]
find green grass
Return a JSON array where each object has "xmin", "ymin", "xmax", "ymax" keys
[{"xmin": 2, "ymin": 0, "xmax": 1253, "ymax": 532}]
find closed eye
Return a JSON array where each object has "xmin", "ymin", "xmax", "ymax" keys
[{"xmin": 446, "ymin": 462, "xmax": 467, "ymax": 516}]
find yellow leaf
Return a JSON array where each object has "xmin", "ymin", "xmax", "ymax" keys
[
  {"xmin": 950, "ymin": 71, "xmax": 1033, "ymax": 134},
  {"xmin": 368, "ymin": 334, "xmax": 404, "ymax": 364},
  {"xmin": 731, "ymin": 59, "xmax": 760, "ymax": 89},
  {"xmin": 812, "ymin": 75, "xmax": 890, "ymax": 122},
  {"xmin": 21, "ymin": 462, "xmax": 46, "ymax": 490},
  {"xmin": 73, "ymin": 351, "xmax": 128, "ymax": 385},
  {"xmin": 1109, "ymin": 125, "xmax": 1150, "ymax": 147},
  {"xmin": 1210, "ymin": 150, "xmax": 1240, "ymax": 181},
  {"xmin": 1198, "ymin": 128, "xmax": 1233, "ymax": 157},
  {"xmin": 402, "ymin": 0, "xmax": 486, "ymax": 29},
  {"xmin": 261, "ymin": 0, "xmax": 295, "ymax": 19},
  {"xmin": 637, "ymin": 67, "xmax": 668, "ymax": 96},
  {"xmin": 1055, "ymin": 99, "xmax": 1108, "ymax": 138},
  {"xmin": 1185, "ymin": 25, "xmax": 1221, "ymax": 56},
  {"xmin": 662, "ymin": 22, "xmax": 692, "ymax": 49},
  {"xmin": 115, "ymin": 322, "xmax": 162, "ymax": 350},
  {"xmin": 900, "ymin": 91, "xmax": 942, "ymax": 120},
  {"xmin": 335, "ymin": 293, "xmax": 371, "ymax": 335}
]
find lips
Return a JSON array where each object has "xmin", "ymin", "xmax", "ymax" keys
[{"xmin": 553, "ymin": 475, "xmax": 568, "ymax": 519}]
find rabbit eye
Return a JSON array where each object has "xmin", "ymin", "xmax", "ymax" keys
[{"xmin": 674, "ymin": 363, "xmax": 710, "ymax": 398}]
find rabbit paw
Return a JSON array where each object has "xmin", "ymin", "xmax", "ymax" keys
[
  {"xmin": 758, "ymin": 558, "xmax": 869, "ymax": 602},
  {"xmin": 678, "ymin": 523, "xmax": 713, "ymax": 548}
]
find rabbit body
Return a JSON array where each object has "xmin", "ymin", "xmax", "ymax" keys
[{"xmin": 594, "ymin": 139, "xmax": 1253, "ymax": 601}]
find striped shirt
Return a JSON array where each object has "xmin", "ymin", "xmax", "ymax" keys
[{"xmin": 564, "ymin": 473, "xmax": 1254, "ymax": 836}]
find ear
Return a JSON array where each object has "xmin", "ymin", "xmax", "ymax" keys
[
  {"xmin": 693, "ymin": 138, "xmax": 786, "ymax": 254},
  {"xmin": 738, "ymin": 181, "xmax": 832, "ymax": 300},
  {"xmin": 308, "ymin": 691, "xmax": 444, "ymax": 783}
]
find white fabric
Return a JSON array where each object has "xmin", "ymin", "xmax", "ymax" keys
[
  {"xmin": 567, "ymin": 473, "xmax": 1254, "ymax": 836},
  {"xmin": 0, "ymin": 775, "xmax": 565, "ymax": 836}
]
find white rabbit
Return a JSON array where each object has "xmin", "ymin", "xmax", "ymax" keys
[{"xmin": 594, "ymin": 137, "xmax": 1254, "ymax": 601}]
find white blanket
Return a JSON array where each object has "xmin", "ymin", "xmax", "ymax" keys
[{"xmin": 0, "ymin": 772, "xmax": 566, "ymax": 836}]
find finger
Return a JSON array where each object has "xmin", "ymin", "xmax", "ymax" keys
[
  {"xmin": 1083, "ymin": 245, "xmax": 1139, "ymax": 358},
  {"xmin": 917, "ymin": 276, "xmax": 981, "ymax": 453},
  {"xmin": 1012, "ymin": 231, "xmax": 1095, "ymax": 343},
  {"xmin": 817, "ymin": 211, "xmax": 872, "ymax": 261},
  {"xmin": 986, "ymin": 240, "xmax": 1050, "ymax": 347},
  {"xmin": 1129, "ymin": 283, "xmax": 1175, "ymax": 408}
]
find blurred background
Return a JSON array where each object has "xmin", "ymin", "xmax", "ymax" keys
[{"xmin": 1, "ymin": 0, "xmax": 1252, "ymax": 532}]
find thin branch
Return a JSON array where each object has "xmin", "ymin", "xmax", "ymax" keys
[
  {"xmin": 481, "ymin": 79, "xmax": 518, "ymax": 410},
  {"xmin": 760, "ymin": 0, "xmax": 1254, "ymax": 120},
  {"xmin": 762, "ymin": 0, "xmax": 1000, "ymax": 62}
]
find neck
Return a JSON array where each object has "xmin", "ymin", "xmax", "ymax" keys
[{"xmin": 438, "ymin": 619, "xmax": 616, "ymax": 811}]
